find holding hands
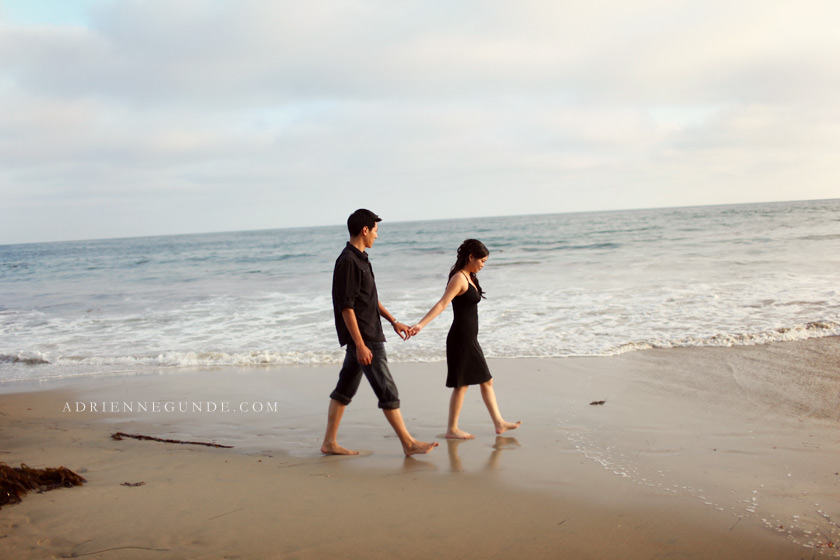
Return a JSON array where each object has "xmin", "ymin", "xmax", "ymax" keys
[{"xmin": 392, "ymin": 321, "xmax": 412, "ymax": 341}]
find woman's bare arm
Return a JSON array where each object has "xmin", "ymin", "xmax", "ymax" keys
[{"xmin": 409, "ymin": 273, "xmax": 468, "ymax": 335}]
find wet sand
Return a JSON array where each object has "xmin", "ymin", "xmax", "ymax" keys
[{"xmin": 1, "ymin": 337, "xmax": 838, "ymax": 559}]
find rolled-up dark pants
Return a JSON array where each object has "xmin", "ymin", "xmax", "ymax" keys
[{"xmin": 330, "ymin": 341, "xmax": 400, "ymax": 410}]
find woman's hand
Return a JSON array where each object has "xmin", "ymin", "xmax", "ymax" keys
[{"xmin": 408, "ymin": 324, "xmax": 423, "ymax": 337}]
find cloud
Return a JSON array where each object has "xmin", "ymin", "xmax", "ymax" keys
[{"xmin": 1, "ymin": 0, "xmax": 839, "ymax": 243}]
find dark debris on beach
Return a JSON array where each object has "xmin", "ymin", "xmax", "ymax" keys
[
  {"xmin": 0, "ymin": 462, "xmax": 87, "ymax": 509},
  {"xmin": 111, "ymin": 432, "xmax": 233, "ymax": 448}
]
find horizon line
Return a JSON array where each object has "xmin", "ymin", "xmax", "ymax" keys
[{"xmin": 2, "ymin": 197, "xmax": 837, "ymax": 248}]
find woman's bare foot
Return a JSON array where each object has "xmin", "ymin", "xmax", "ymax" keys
[
  {"xmin": 321, "ymin": 442, "xmax": 360, "ymax": 455},
  {"xmin": 402, "ymin": 439, "xmax": 439, "ymax": 456},
  {"xmin": 445, "ymin": 429, "xmax": 476, "ymax": 440},
  {"xmin": 495, "ymin": 420, "xmax": 521, "ymax": 435}
]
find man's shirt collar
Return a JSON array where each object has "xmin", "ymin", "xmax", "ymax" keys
[{"xmin": 346, "ymin": 241, "xmax": 369, "ymax": 262}]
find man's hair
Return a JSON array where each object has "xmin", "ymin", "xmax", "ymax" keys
[{"xmin": 347, "ymin": 209, "xmax": 381, "ymax": 237}]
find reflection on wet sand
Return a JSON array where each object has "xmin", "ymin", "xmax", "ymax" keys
[{"xmin": 445, "ymin": 436, "xmax": 521, "ymax": 472}]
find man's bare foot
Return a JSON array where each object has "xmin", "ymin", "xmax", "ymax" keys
[
  {"xmin": 321, "ymin": 442, "xmax": 360, "ymax": 455},
  {"xmin": 495, "ymin": 420, "xmax": 521, "ymax": 434},
  {"xmin": 445, "ymin": 429, "xmax": 476, "ymax": 440},
  {"xmin": 402, "ymin": 440, "xmax": 439, "ymax": 457}
]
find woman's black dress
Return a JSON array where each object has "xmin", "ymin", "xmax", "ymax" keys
[{"xmin": 445, "ymin": 278, "xmax": 492, "ymax": 388}]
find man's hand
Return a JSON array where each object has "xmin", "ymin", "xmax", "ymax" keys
[
  {"xmin": 393, "ymin": 321, "xmax": 411, "ymax": 341},
  {"xmin": 356, "ymin": 343, "xmax": 373, "ymax": 365}
]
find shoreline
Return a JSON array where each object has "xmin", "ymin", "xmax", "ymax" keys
[
  {"xmin": 3, "ymin": 319, "xmax": 839, "ymax": 384},
  {"xmin": 1, "ymin": 338, "xmax": 838, "ymax": 558}
]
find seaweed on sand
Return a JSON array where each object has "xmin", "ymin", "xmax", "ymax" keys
[
  {"xmin": 111, "ymin": 432, "xmax": 233, "ymax": 448},
  {"xmin": 0, "ymin": 462, "xmax": 87, "ymax": 508}
]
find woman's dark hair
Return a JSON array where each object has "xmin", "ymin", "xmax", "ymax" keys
[
  {"xmin": 449, "ymin": 239, "xmax": 489, "ymax": 298},
  {"xmin": 347, "ymin": 209, "xmax": 381, "ymax": 237}
]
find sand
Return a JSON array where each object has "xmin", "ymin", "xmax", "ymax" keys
[{"xmin": 1, "ymin": 337, "xmax": 838, "ymax": 559}]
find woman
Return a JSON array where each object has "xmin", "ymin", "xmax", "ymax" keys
[{"xmin": 410, "ymin": 239, "xmax": 521, "ymax": 439}]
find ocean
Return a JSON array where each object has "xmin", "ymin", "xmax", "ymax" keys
[{"xmin": 1, "ymin": 199, "xmax": 839, "ymax": 384}]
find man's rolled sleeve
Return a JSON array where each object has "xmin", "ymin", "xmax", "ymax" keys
[{"xmin": 333, "ymin": 259, "xmax": 360, "ymax": 311}]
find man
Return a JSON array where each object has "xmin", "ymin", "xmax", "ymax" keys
[{"xmin": 321, "ymin": 209, "xmax": 438, "ymax": 457}]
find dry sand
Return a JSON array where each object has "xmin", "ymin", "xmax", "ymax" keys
[{"xmin": 1, "ymin": 337, "xmax": 838, "ymax": 559}]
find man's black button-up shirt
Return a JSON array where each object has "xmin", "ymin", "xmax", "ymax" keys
[{"xmin": 332, "ymin": 242, "xmax": 386, "ymax": 346}]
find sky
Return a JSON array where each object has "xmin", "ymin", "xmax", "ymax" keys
[{"xmin": 1, "ymin": 0, "xmax": 839, "ymax": 244}]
